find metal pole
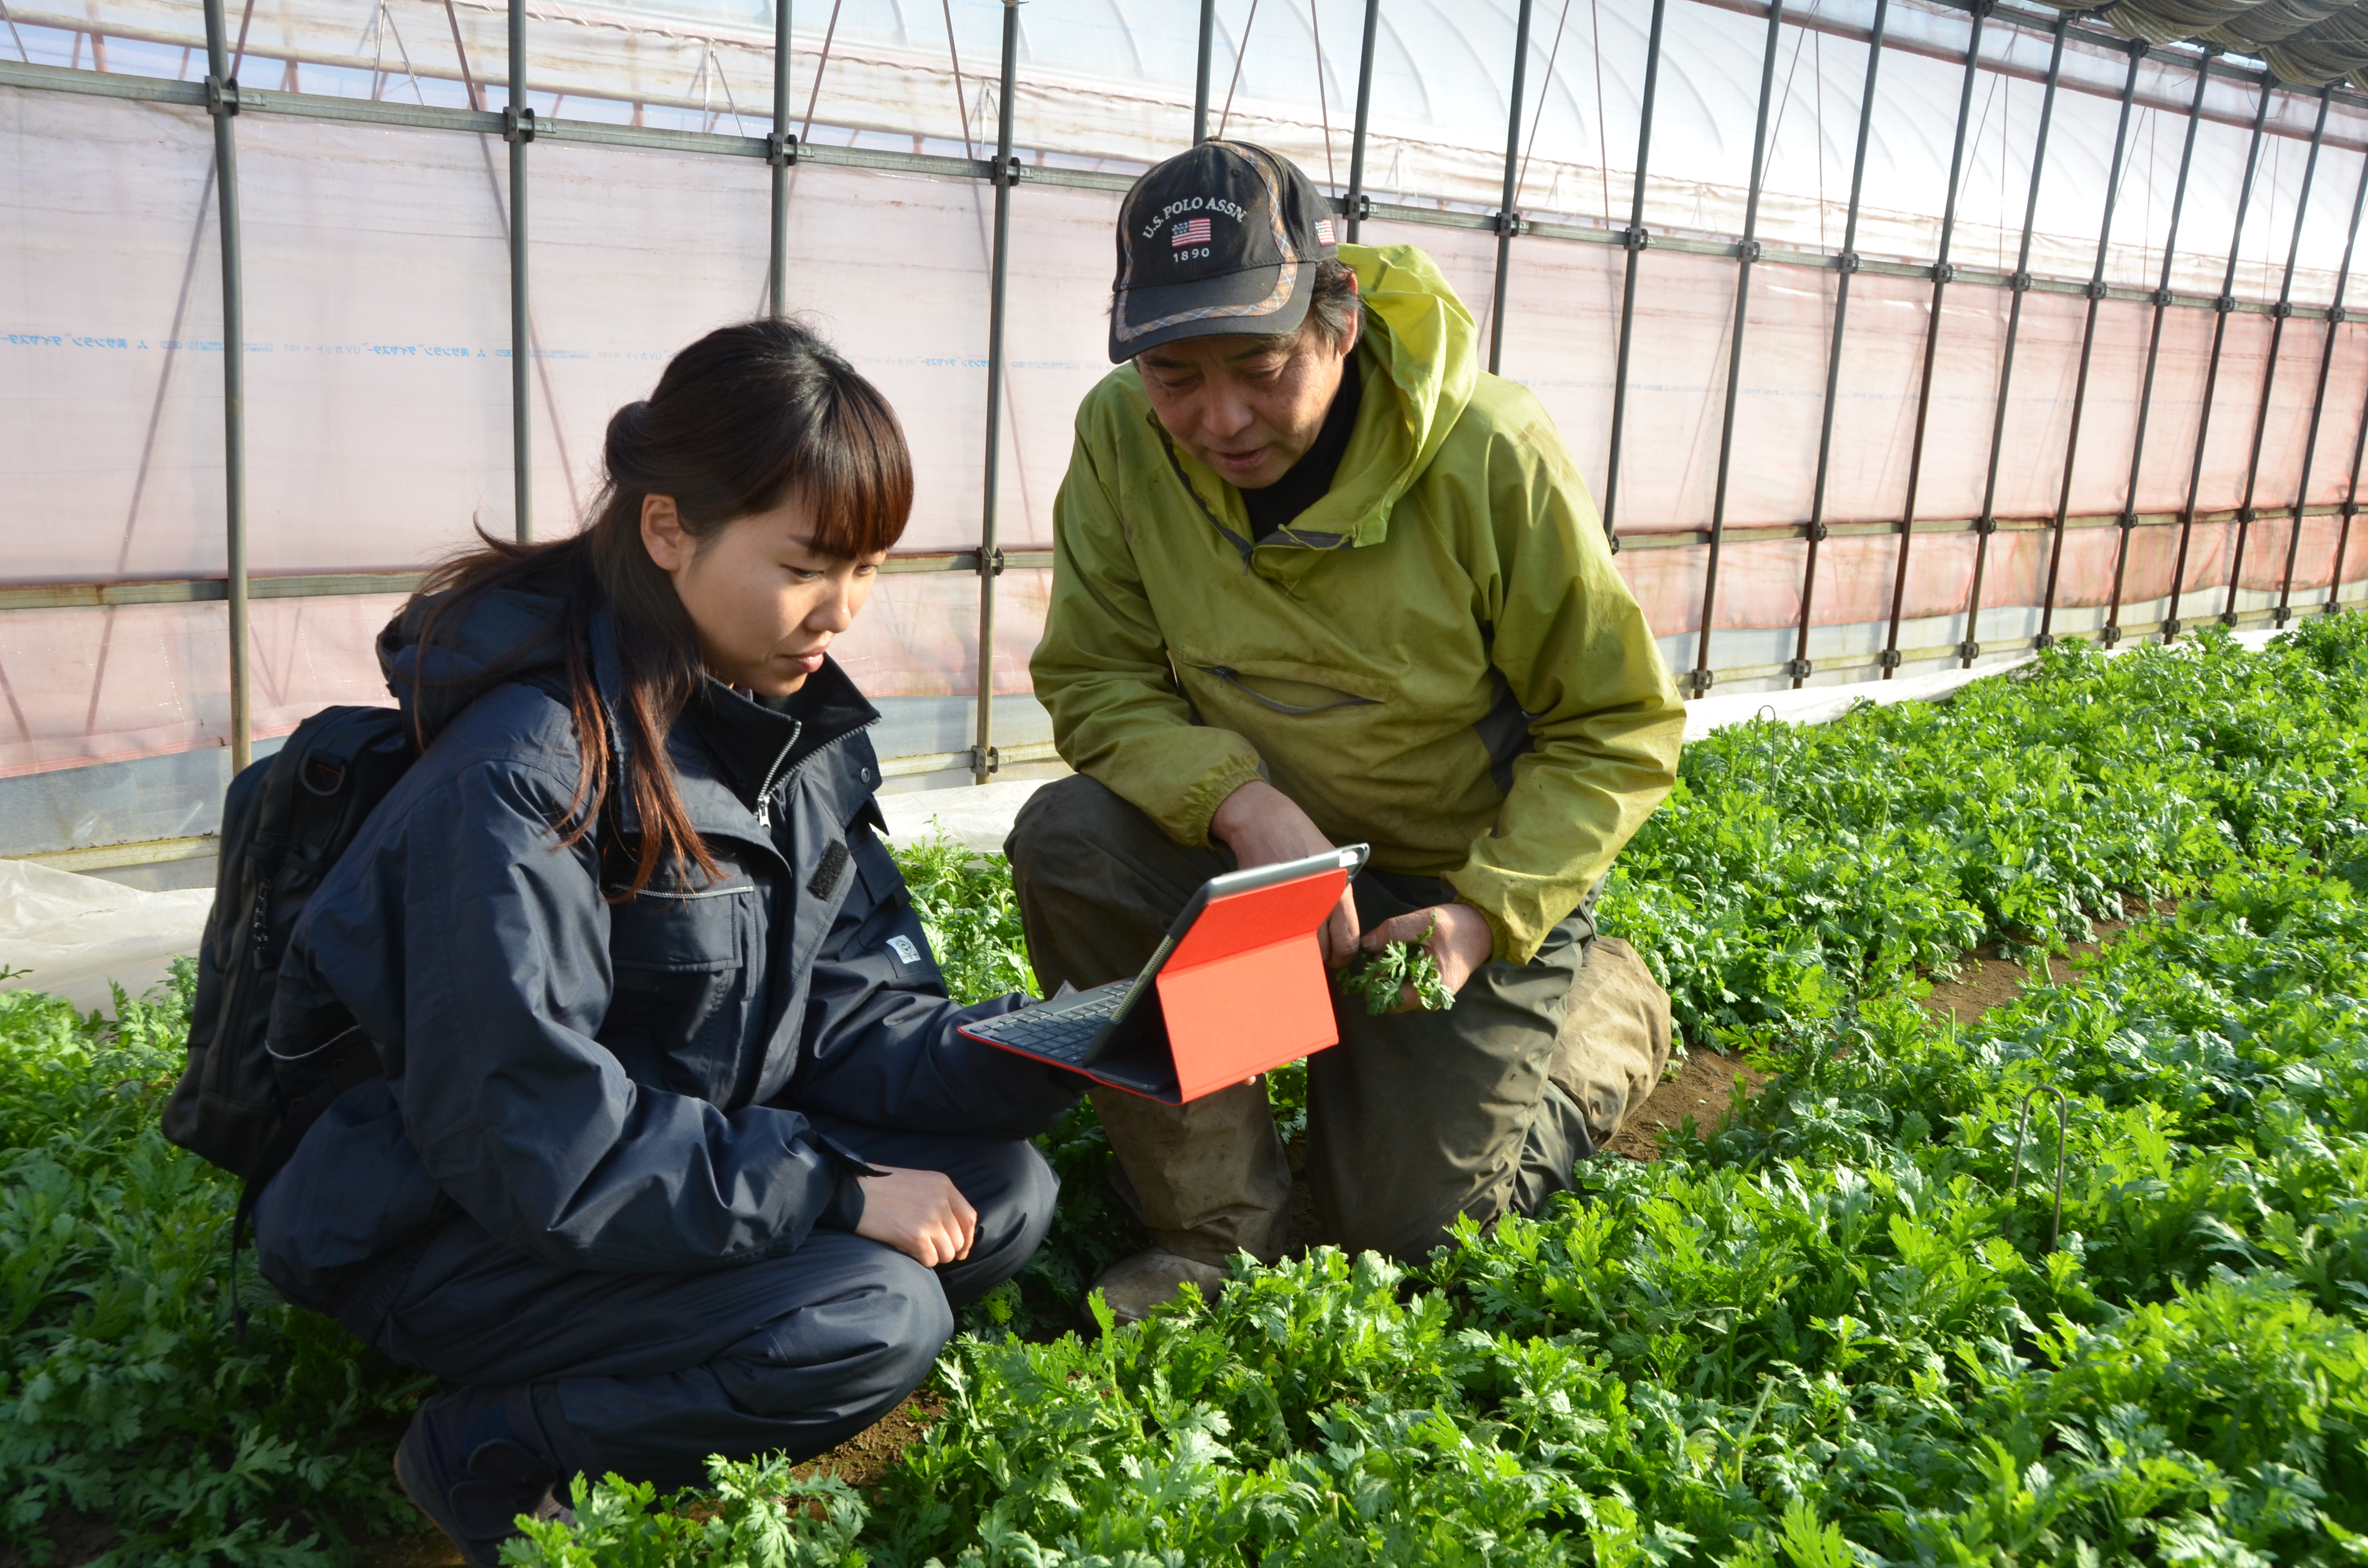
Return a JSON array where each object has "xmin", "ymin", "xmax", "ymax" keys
[
  {"xmin": 202, "ymin": 0, "xmax": 250, "ymax": 773},
  {"xmin": 2166, "ymin": 83, "xmax": 2275, "ymax": 641},
  {"xmin": 2035, "ymin": 40, "xmax": 2145, "ymax": 649},
  {"xmin": 973, "ymin": 0, "xmax": 1019, "ymax": 785},
  {"xmin": 2228, "ymin": 87, "xmax": 2331, "ymax": 626},
  {"xmin": 506, "ymin": 0, "xmax": 532, "ymax": 541},
  {"xmin": 2278, "ymin": 148, "xmax": 2368, "ymax": 625},
  {"xmin": 1956, "ymin": 15, "xmax": 2067, "ymax": 671},
  {"xmin": 1880, "ymin": 2, "xmax": 1987, "ymax": 678},
  {"xmin": 1685, "ymin": 0, "xmax": 1788, "ymax": 698},
  {"xmin": 2332, "ymin": 373, "xmax": 2368, "ymax": 615},
  {"xmin": 2105, "ymin": 50, "xmax": 2213, "ymax": 647},
  {"xmin": 1345, "ymin": 0, "xmax": 1380, "ymax": 241},
  {"xmin": 1600, "ymin": 0, "xmax": 1667, "ymax": 545},
  {"xmin": 1788, "ymin": 0, "xmax": 1889, "ymax": 689},
  {"xmin": 1489, "ymin": 0, "xmax": 1536, "ymax": 375},
  {"xmin": 769, "ymin": 0, "xmax": 792, "ymax": 316},
  {"xmin": 1194, "ymin": 0, "xmax": 1215, "ymax": 144}
]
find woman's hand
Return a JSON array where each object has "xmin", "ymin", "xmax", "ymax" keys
[
  {"xmin": 854, "ymin": 1166, "xmax": 977, "ymax": 1267},
  {"xmin": 1359, "ymin": 903, "xmax": 1495, "ymax": 1010},
  {"xmin": 1211, "ymin": 779, "xmax": 1361, "ymax": 965}
]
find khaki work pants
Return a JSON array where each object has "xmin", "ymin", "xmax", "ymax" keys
[{"xmin": 1006, "ymin": 775, "xmax": 1672, "ymax": 1264}]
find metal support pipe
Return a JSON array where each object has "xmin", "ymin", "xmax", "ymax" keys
[
  {"xmin": 2166, "ymin": 83, "xmax": 2275, "ymax": 640},
  {"xmin": 1880, "ymin": 2, "xmax": 1987, "ymax": 678},
  {"xmin": 973, "ymin": 0, "xmax": 1019, "ymax": 786},
  {"xmin": 2278, "ymin": 147, "xmax": 2368, "ymax": 625},
  {"xmin": 201, "ymin": 0, "xmax": 250, "ymax": 772},
  {"xmin": 1956, "ymin": 14, "xmax": 2066, "ymax": 670},
  {"xmin": 1488, "ymin": 0, "xmax": 1536, "ymax": 375},
  {"xmin": 768, "ymin": 0, "xmax": 791, "ymax": 316},
  {"xmin": 2333, "ymin": 380, "xmax": 2368, "ymax": 614},
  {"xmin": 2105, "ymin": 52, "xmax": 2213, "ymax": 647},
  {"xmin": 506, "ymin": 0, "xmax": 532, "ymax": 541},
  {"xmin": 1599, "ymin": 0, "xmax": 1667, "ymax": 545},
  {"xmin": 1346, "ymin": 0, "xmax": 1380, "ymax": 241},
  {"xmin": 2228, "ymin": 88, "xmax": 2331, "ymax": 625},
  {"xmin": 1194, "ymin": 0, "xmax": 1214, "ymax": 144},
  {"xmin": 1685, "ymin": 0, "xmax": 1788, "ymax": 697},
  {"xmin": 1788, "ymin": 0, "xmax": 1889, "ymax": 689},
  {"xmin": 2035, "ymin": 40, "xmax": 2145, "ymax": 649}
]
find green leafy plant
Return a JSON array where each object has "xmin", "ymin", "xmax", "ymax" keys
[
  {"xmin": 1341, "ymin": 919, "xmax": 1456, "ymax": 1016},
  {"xmin": 13, "ymin": 616, "xmax": 2368, "ymax": 1565}
]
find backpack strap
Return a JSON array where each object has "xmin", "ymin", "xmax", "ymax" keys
[{"xmin": 226, "ymin": 1028, "xmax": 380, "ymax": 1337}]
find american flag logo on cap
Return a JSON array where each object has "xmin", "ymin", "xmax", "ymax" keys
[
  {"xmin": 1315, "ymin": 218, "xmax": 1337, "ymax": 244},
  {"xmin": 1171, "ymin": 217, "xmax": 1213, "ymax": 247}
]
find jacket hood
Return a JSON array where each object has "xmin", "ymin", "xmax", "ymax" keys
[{"xmin": 378, "ymin": 585, "xmax": 574, "ymax": 745}]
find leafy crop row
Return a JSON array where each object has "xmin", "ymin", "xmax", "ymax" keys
[{"xmin": 2, "ymin": 620, "xmax": 2364, "ymax": 1564}]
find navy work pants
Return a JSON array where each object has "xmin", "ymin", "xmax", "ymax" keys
[{"xmin": 332, "ymin": 1121, "xmax": 1054, "ymax": 1489}]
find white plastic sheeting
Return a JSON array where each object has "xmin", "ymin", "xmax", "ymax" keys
[
  {"xmin": 0, "ymin": 858, "xmax": 213, "ymax": 1012},
  {"xmin": 5, "ymin": 0, "xmax": 2368, "ymax": 796}
]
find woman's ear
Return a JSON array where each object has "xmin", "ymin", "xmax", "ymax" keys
[{"xmin": 641, "ymin": 494, "xmax": 690, "ymax": 573}]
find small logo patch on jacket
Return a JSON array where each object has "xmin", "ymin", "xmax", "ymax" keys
[{"xmin": 886, "ymin": 934, "xmax": 921, "ymax": 964}]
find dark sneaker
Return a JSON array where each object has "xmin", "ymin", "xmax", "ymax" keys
[{"xmin": 393, "ymin": 1385, "xmax": 573, "ymax": 1568}]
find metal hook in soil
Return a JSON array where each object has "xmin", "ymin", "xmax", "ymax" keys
[{"xmin": 2009, "ymin": 1084, "xmax": 2070, "ymax": 1253}]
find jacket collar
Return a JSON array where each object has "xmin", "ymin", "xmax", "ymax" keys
[{"xmin": 589, "ymin": 609, "xmax": 879, "ymax": 852}]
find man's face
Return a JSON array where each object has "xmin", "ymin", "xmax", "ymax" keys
[{"xmin": 1135, "ymin": 309, "xmax": 1361, "ymax": 491}]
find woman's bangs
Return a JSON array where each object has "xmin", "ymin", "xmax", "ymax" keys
[{"xmin": 798, "ymin": 376, "xmax": 913, "ymax": 561}]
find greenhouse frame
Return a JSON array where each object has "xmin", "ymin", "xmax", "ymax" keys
[{"xmin": 4, "ymin": 0, "xmax": 2368, "ymax": 883}]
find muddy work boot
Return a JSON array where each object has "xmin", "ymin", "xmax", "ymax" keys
[
  {"xmin": 394, "ymin": 1385, "xmax": 574, "ymax": 1568},
  {"xmin": 1090, "ymin": 1249, "xmax": 1233, "ymax": 1324}
]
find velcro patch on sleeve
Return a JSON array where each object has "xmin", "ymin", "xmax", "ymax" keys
[{"xmin": 807, "ymin": 840, "xmax": 852, "ymax": 899}]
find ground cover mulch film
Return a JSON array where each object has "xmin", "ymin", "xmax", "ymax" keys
[{"xmin": 5, "ymin": 620, "xmax": 2367, "ymax": 1566}]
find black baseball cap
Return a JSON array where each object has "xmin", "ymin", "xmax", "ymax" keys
[{"xmin": 1108, "ymin": 140, "xmax": 1342, "ymax": 364}]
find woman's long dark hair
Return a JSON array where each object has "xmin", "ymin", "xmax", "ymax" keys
[{"xmin": 405, "ymin": 318, "xmax": 912, "ymax": 896}]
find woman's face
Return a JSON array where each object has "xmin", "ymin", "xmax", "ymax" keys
[{"xmin": 640, "ymin": 490, "xmax": 887, "ymax": 698}]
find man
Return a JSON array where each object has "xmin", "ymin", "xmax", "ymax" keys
[{"xmin": 1007, "ymin": 140, "xmax": 1685, "ymax": 1320}]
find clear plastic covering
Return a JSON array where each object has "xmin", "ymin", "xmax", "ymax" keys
[{"xmin": 4, "ymin": 0, "xmax": 2366, "ymax": 815}]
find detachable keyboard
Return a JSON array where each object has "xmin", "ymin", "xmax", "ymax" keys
[{"xmin": 963, "ymin": 984, "xmax": 1129, "ymax": 1066}]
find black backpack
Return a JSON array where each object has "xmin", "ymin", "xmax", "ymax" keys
[{"xmin": 163, "ymin": 706, "xmax": 417, "ymax": 1253}]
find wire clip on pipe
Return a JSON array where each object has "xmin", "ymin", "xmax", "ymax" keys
[
  {"xmin": 992, "ymin": 154, "xmax": 1025, "ymax": 188},
  {"xmin": 503, "ymin": 107, "xmax": 536, "ymax": 143},
  {"xmin": 2099, "ymin": 624, "xmax": 2122, "ymax": 647},
  {"xmin": 767, "ymin": 132, "xmax": 799, "ymax": 167},
  {"xmin": 2274, "ymin": 301, "xmax": 2293, "ymax": 318},
  {"xmin": 2009, "ymin": 271, "xmax": 2033, "ymax": 293},
  {"xmin": 1682, "ymin": 669, "xmax": 1714, "ymax": 697},
  {"xmin": 2008, "ymin": 1085, "xmax": 2069, "ymax": 1254},
  {"xmin": 1932, "ymin": 262, "xmax": 1955, "ymax": 283},
  {"xmin": 1623, "ymin": 226, "xmax": 1652, "ymax": 253},
  {"xmin": 2034, "ymin": 633, "xmax": 2056, "ymax": 651},
  {"xmin": 2215, "ymin": 294, "xmax": 2237, "ymax": 313},
  {"xmin": 1878, "ymin": 648, "xmax": 1903, "ymax": 671},
  {"xmin": 1495, "ymin": 210, "xmax": 1527, "ymax": 238},
  {"xmin": 1836, "ymin": 252, "xmax": 1860, "ymax": 275},
  {"xmin": 2085, "ymin": 280, "xmax": 2109, "ymax": 300},
  {"xmin": 966, "ymin": 745, "xmax": 1001, "ymax": 777},
  {"xmin": 205, "ymin": 75, "xmax": 242, "ymax": 117},
  {"xmin": 2220, "ymin": 610, "xmax": 2242, "ymax": 628},
  {"xmin": 2119, "ymin": 511, "xmax": 2139, "ymax": 529},
  {"xmin": 978, "ymin": 547, "xmax": 1007, "ymax": 577},
  {"xmin": 1739, "ymin": 240, "xmax": 1764, "ymax": 263},
  {"xmin": 2333, "ymin": 306, "xmax": 2349, "ymax": 324},
  {"xmin": 2162, "ymin": 617, "xmax": 2183, "ymax": 639},
  {"xmin": 1784, "ymin": 657, "xmax": 1813, "ymax": 680},
  {"xmin": 1957, "ymin": 640, "xmax": 1982, "ymax": 662},
  {"xmin": 2154, "ymin": 286, "xmax": 2176, "ymax": 307},
  {"xmin": 1973, "ymin": 516, "xmax": 1998, "ymax": 535}
]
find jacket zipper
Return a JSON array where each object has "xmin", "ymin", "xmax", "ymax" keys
[{"xmin": 753, "ymin": 719, "xmax": 802, "ymax": 829}]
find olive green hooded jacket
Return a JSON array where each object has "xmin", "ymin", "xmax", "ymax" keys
[{"xmin": 1031, "ymin": 243, "xmax": 1684, "ymax": 966}]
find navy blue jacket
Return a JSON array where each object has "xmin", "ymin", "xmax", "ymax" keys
[{"xmin": 252, "ymin": 587, "xmax": 1075, "ymax": 1310}]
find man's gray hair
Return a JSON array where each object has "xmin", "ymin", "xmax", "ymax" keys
[{"xmin": 1306, "ymin": 259, "xmax": 1361, "ymax": 347}]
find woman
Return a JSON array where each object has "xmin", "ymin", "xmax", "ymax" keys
[{"xmin": 250, "ymin": 320, "xmax": 1077, "ymax": 1565}]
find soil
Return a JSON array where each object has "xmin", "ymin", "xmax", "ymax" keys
[{"xmin": 1606, "ymin": 1046, "xmax": 1772, "ymax": 1161}]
